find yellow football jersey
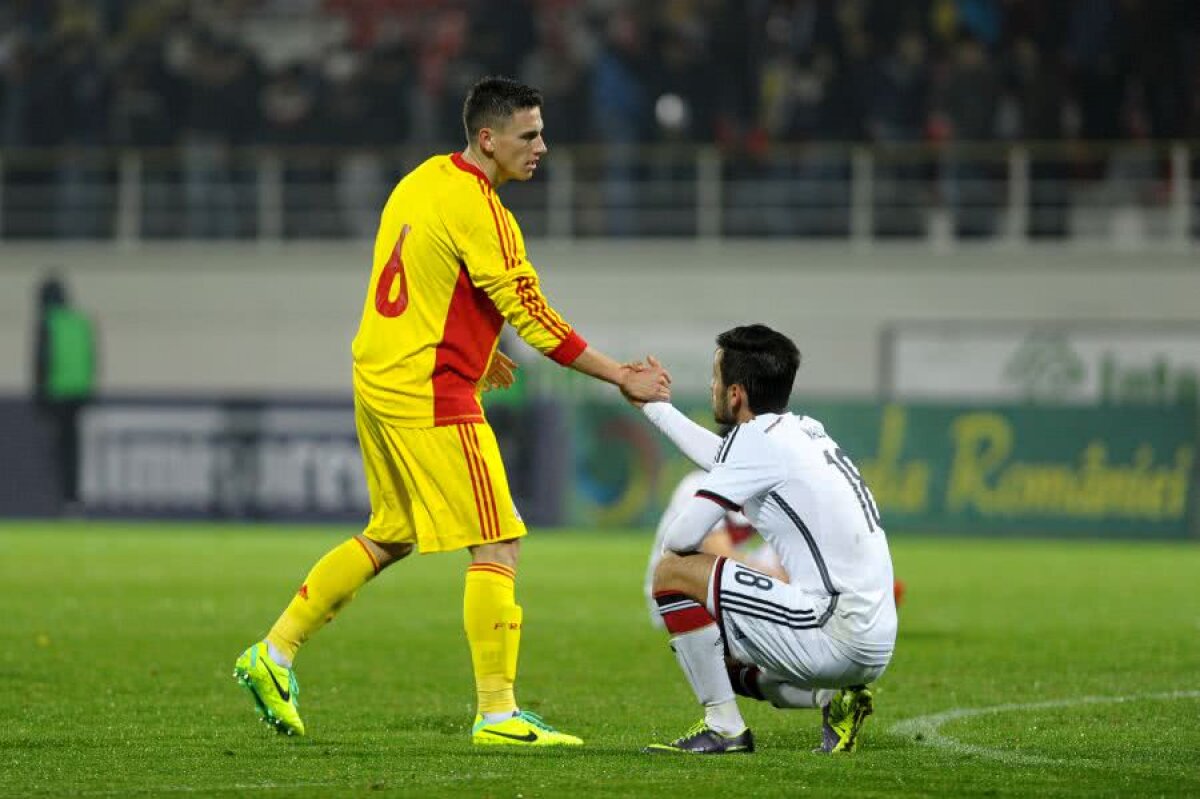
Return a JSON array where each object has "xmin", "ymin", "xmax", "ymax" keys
[{"xmin": 352, "ymin": 153, "xmax": 586, "ymax": 427}]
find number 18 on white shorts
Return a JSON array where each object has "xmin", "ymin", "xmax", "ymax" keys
[{"xmin": 707, "ymin": 558, "xmax": 886, "ymax": 689}]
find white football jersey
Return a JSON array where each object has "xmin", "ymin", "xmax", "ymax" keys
[{"xmin": 694, "ymin": 412, "xmax": 897, "ymax": 664}]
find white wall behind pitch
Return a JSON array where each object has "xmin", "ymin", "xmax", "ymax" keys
[{"xmin": 1, "ymin": 242, "xmax": 1197, "ymax": 398}]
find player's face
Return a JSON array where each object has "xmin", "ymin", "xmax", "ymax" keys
[
  {"xmin": 711, "ymin": 349, "xmax": 736, "ymax": 425},
  {"xmin": 487, "ymin": 107, "xmax": 547, "ymax": 184}
]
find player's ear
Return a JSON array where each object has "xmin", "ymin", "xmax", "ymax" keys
[
  {"xmin": 737, "ymin": 384, "xmax": 752, "ymax": 411},
  {"xmin": 478, "ymin": 127, "xmax": 495, "ymax": 156}
]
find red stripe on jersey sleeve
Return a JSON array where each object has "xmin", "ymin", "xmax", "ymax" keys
[
  {"xmin": 481, "ymin": 186, "xmax": 515, "ymax": 271},
  {"xmin": 496, "ymin": 205, "xmax": 522, "ymax": 271},
  {"xmin": 453, "ymin": 155, "xmax": 514, "ymax": 272},
  {"xmin": 489, "ymin": 193, "xmax": 520, "ymax": 270},
  {"xmin": 515, "ymin": 276, "xmax": 572, "ymax": 339}
]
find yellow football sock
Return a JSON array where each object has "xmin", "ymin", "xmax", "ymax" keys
[
  {"xmin": 464, "ymin": 562, "xmax": 521, "ymax": 716},
  {"xmin": 266, "ymin": 536, "xmax": 380, "ymax": 664}
]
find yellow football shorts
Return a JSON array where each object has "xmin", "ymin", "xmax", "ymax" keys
[{"xmin": 354, "ymin": 400, "xmax": 527, "ymax": 553}]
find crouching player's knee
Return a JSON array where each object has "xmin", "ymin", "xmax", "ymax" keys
[{"xmin": 652, "ymin": 551, "xmax": 686, "ymax": 592}]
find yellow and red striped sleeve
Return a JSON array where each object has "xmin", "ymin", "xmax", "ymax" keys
[{"xmin": 447, "ymin": 154, "xmax": 587, "ymax": 366}]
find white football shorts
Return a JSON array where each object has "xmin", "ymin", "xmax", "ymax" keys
[{"xmin": 707, "ymin": 557, "xmax": 887, "ymax": 688}]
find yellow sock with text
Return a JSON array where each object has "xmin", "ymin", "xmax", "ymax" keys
[{"xmin": 464, "ymin": 562, "xmax": 521, "ymax": 716}]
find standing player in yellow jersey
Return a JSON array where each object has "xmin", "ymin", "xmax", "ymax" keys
[{"xmin": 234, "ymin": 77, "xmax": 670, "ymax": 746}]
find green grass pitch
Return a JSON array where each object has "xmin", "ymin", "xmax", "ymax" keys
[{"xmin": 0, "ymin": 521, "xmax": 1197, "ymax": 798}]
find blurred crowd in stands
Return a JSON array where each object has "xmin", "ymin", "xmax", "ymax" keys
[
  {"xmin": 1, "ymin": 0, "xmax": 1198, "ymax": 240},
  {"xmin": 3, "ymin": 0, "xmax": 1199, "ymax": 152}
]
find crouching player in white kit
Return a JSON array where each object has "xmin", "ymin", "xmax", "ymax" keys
[
  {"xmin": 644, "ymin": 455, "xmax": 789, "ymax": 628},
  {"xmin": 646, "ymin": 466, "xmax": 906, "ymax": 629},
  {"xmin": 636, "ymin": 324, "xmax": 897, "ymax": 754}
]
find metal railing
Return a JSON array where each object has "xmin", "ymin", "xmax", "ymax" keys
[{"xmin": 0, "ymin": 141, "xmax": 1195, "ymax": 247}]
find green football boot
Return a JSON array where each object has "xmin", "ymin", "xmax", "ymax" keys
[
  {"xmin": 818, "ymin": 685, "xmax": 873, "ymax": 753},
  {"xmin": 233, "ymin": 641, "xmax": 305, "ymax": 736}
]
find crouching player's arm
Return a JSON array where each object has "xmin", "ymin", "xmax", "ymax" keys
[
  {"xmin": 661, "ymin": 497, "xmax": 727, "ymax": 556},
  {"xmin": 659, "ymin": 494, "xmax": 791, "ymax": 580},
  {"xmin": 652, "ymin": 443, "xmax": 789, "ymax": 580},
  {"xmin": 640, "ymin": 401, "xmax": 723, "ymax": 471}
]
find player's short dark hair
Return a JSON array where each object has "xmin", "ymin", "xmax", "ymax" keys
[
  {"xmin": 716, "ymin": 324, "xmax": 801, "ymax": 414},
  {"xmin": 463, "ymin": 76, "xmax": 543, "ymax": 138}
]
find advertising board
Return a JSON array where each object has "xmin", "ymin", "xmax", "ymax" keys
[
  {"xmin": 571, "ymin": 400, "xmax": 1197, "ymax": 538},
  {"xmin": 884, "ymin": 323, "xmax": 1200, "ymax": 404},
  {"xmin": 78, "ymin": 398, "xmax": 566, "ymax": 523}
]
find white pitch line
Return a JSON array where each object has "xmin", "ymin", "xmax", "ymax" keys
[{"xmin": 890, "ymin": 690, "xmax": 1200, "ymax": 766}]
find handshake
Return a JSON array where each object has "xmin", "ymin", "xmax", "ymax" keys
[
  {"xmin": 480, "ymin": 347, "xmax": 672, "ymax": 408},
  {"xmin": 619, "ymin": 355, "xmax": 672, "ymax": 407}
]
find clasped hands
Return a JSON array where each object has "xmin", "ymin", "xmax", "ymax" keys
[
  {"xmin": 480, "ymin": 349, "xmax": 671, "ymax": 406},
  {"xmin": 619, "ymin": 355, "xmax": 671, "ymax": 406}
]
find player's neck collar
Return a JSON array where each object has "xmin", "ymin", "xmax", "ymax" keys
[{"xmin": 451, "ymin": 151, "xmax": 493, "ymax": 187}]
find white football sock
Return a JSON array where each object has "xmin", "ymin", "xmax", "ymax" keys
[
  {"xmin": 266, "ymin": 640, "xmax": 292, "ymax": 669},
  {"xmin": 482, "ymin": 709, "xmax": 519, "ymax": 725},
  {"xmin": 669, "ymin": 625, "xmax": 746, "ymax": 736}
]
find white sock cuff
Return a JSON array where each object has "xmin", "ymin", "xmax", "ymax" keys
[{"xmin": 266, "ymin": 640, "xmax": 292, "ymax": 669}]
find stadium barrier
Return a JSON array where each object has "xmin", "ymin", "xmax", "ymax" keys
[{"xmin": 1, "ymin": 140, "xmax": 1196, "ymax": 247}]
